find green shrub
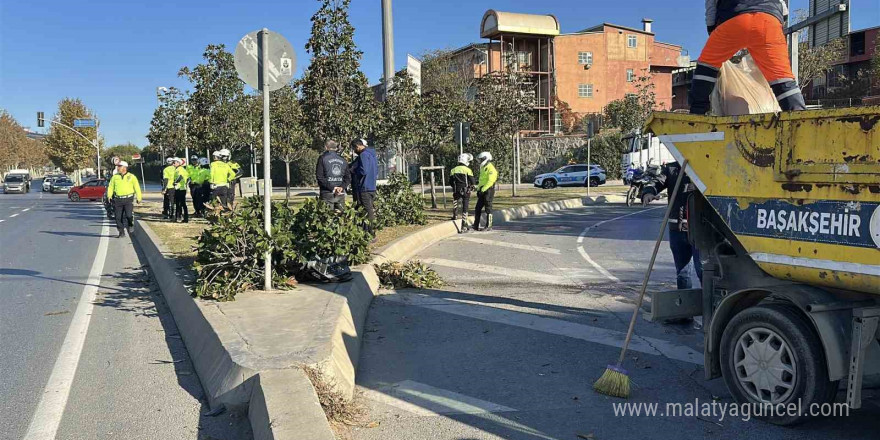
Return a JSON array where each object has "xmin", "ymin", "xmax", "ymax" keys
[
  {"xmin": 375, "ymin": 173, "xmax": 427, "ymax": 229},
  {"xmin": 569, "ymin": 131, "xmax": 626, "ymax": 179},
  {"xmin": 374, "ymin": 260, "xmax": 444, "ymax": 289},
  {"xmin": 193, "ymin": 197, "xmax": 298, "ymax": 301},
  {"xmin": 290, "ymin": 198, "xmax": 372, "ymax": 265}
]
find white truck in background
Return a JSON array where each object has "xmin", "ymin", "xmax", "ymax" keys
[{"xmin": 621, "ymin": 132, "xmax": 674, "ymax": 171}]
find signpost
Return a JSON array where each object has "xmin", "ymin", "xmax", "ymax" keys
[
  {"xmin": 235, "ymin": 28, "xmax": 296, "ymax": 291},
  {"xmin": 132, "ymin": 153, "xmax": 146, "ymax": 192}
]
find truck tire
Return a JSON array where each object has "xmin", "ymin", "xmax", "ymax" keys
[{"xmin": 720, "ymin": 303, "xmax": 837, "ymax": 425}]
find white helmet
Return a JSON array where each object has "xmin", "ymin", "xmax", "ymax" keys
[
  {"xmin": 166, "ymin": 157, "xmax": 174, "ymax": 165},
  {"xmin": 218, "ymin": 148, "xmax": 231, "ymax": 158},
  {"xmin": 212, "ymin": 151, "xmax": 222, "ymax": 157},
  {"xmin": 173, "ymin": 157, "xmax": 184, "ymax": 165},
  {"xmin": 198, "ymin": 157, "xmax": 210, "ymax": 166},
  {"xmin": 457, "ymin": 153, "xmax": 472, "ymax": 165},
  {"xmin": 477, "ymin": 151, "xmax": 492, "ymax": 166}
]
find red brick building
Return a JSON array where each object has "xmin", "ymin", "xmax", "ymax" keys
[
  {"xmin": 448, "ymin": 10, "xmax": 686, "ymax": 135},
  {"xmin": 808, "ymin": 25, "xmax": 879, "ymax": 102}
]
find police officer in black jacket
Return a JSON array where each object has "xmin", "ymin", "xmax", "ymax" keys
[{"xmin": 315, "ymin": 140, "xmax": 351, "ymax": 211}]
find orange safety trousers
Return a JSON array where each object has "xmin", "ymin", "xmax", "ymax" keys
[{"xmin": 697, "ymin": 12, "xmax": 794, "ymax": 82}]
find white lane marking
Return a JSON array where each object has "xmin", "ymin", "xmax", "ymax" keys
[
  {"xmin": 24, "ymin": 219, "xmax": 110, "ymax": 440},
  {"xmin": 575, "ymin": 206, "xmax": 665, "ymax": 282},
  {"xmin": 421, "ymin": 258, "xmax": 593, "ymax": 285},
  {"xmin": 22, "ymin": 208, "xmax": 30, "ymax": 212},
  {"xmin": 9, "ymin": 213, "xmax": 19, "ymax": 217},
  {"xmin": 0, "ymin": 219, "xmax": 4, "ymax": 223},
  {"xmin": 362, "ymin": 380, "xmax": 517, "ymax": 416},
  {"xmin": 577, "ymin": 247, "xmax": 621, "ymax": 283},
  {"xmin": 386, "ymin": 294, "xmax": 702, "ymax": 365},
  {"xmin": 448, "ymin": 236, "xmax": 561, "ymax": 255}
]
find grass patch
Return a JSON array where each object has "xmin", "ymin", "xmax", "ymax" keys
[
  {"xmin": 137, "ymin": 184, "xmax": 627, "ymax": 266},
  {"xmin": 302, "ymin": 365, "xmax": 366, "ymax": 427}
]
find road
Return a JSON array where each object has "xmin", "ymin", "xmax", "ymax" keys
[
  {"xmin": 350, "ymin": 204, "xmax": 880, "ymax": 440},
  {"xmin": 0, "ymin": 181, "xmax": 250, "ymax": 440}
]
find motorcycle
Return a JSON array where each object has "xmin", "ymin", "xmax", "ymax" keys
[
  {"xmin": 636, "ymin": 164, "xmax": 666, "ymax": 206},
  {"xmin": 623, "ymin": 164, "xmax": 643, "ymax": 186}
]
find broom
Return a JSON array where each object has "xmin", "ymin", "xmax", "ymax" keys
[{"xmin": 593, "ymin": 158, "xmax": 690, "ymax": 398}]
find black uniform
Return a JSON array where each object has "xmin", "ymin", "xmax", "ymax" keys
[
  {"xmin": 660, "ymin": 162, "xmax": 703, "ymax": 289},
  {"xmin": 316, "ymin": 150, "xmax": 351, "ymax": 211}
]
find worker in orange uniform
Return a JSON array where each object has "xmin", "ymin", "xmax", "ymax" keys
[{"xmin": 690, "ymin": 1, "xmax": 806, "ymax": 114}]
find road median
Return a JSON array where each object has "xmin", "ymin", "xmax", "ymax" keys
[{"xmin": 132, "ymin": 192, "xmax": 628, "ymax": 439}]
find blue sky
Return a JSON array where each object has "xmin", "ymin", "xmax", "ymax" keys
[{"xmin": 1, "ymin": 0, "xmax": 877, "ymax": 146}]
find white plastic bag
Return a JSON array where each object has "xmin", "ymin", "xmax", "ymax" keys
[{"xmin": 710, "ymin": 54, "xmax": 781, "ymax": 116}]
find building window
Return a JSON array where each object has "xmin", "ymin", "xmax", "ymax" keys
[
  {"xmin": 578, "ymin": 51, "xmax": 593, "ymax": 65},
  {"xmin": 578, "ymin": 84, "xmax": 593, "ymax": 98},
  {"xmin": 553, "ymin": 112, "xmax": 563, "ymax": 134},
  {"xmin": 627, "ymin": 35, "xmax": 637, "ymax": 48},
  {"xmin": 627, "ymin": 69, "xmax": 635, "ymax": 82}
]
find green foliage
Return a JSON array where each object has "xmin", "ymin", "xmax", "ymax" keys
[
  {"xmin": 603, "ymin": 71, "xmax": 657, "ymax": 134},
  {"xmin": 177, "ymin": 45, "xmax": 251, "ymax": 155},
  {"xmin": 569, "ymin": 131, "xmax": 627, "ymax": 179},
  {"xmin": 289, "ymin": 198, "xmax": 372, "ymax": 265},
  {"xmin": 103, "ymin": 143, "xmax": 142, "ymax": 168},
  {"xmin": 147, "ymin": 87, "xmax": 190, "ymax": 159},
  {"xmin": 375, "ymin": 173, "xmax": 427, "ymax": 229},
  {"xmin": 374, "ymin": 260, "xmax": 444, "ymax": 289},
  {"xmin": 301, "ymin": 0, "xmax": 377, "ymax": 145},
  {"xmin": 469, "ymin": 74, "xmax": 532, "ymax": 180},
  {"xmin": 45, "ymin": 98, "xmax": 102, "ymax": 173},
  {"xmin": 194, "ymin": 198, "xmax": 281, "ymax": 301}
]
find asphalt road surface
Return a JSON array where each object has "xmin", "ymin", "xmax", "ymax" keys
[
  {"xmin": 0, "ymin": 181, "xmax": 250, "ymax": 440},
  {"xmin": 350, "ymin": 204, "xmax": 880, "ymax": 440}
]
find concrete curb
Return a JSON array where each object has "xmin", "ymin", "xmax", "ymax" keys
[{"xmin": 133, "ymin": 193, "xmax": 627, "ymax": 439}]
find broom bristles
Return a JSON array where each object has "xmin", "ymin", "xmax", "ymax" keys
[{"xmin": 593, "ymin": 365, "xmax": 630, "ymax": 398}]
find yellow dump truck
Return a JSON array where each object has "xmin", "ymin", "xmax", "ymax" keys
[{"xmin": 646, "ymin": 107, "xmax": 879, "ymax": 425}]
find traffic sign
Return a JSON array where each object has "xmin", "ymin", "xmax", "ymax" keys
[
  {"xmin": 73, "ymin": 118, "xmax": 96, "ymax": 128},
  {"xmin": 131, "ymin": 153, "xmax": 141, "ymax": 160},
  {"xmin": 234, "ymin": 29, "xmax": 296, "ymax": 92}
]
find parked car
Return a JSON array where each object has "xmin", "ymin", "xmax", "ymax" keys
[
  {"xmin": 51, "ymin": 178, "xmax": 75, "ymax": 194},
  {"xmin": 3, "ymin": 174, "xmax": 30, "ymax": 193},
  {"xmin": 42, "ymin": 177, "xmax": 56, "ymax": 192},
  {"xmin": 534, "ymin": 164, "xmax": 606, "ymax": 189},
  {"xmin": 67, "ymin": 179, "xmax": 106, "ymax": 201}
]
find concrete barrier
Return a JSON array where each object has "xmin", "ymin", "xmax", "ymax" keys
[{"xmin": 133, "ymin": 194, "xmax": 628, "ymax": 439}]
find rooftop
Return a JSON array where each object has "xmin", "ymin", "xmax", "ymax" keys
[{"xmin": 480, "ymin": 10, "xmax": 560, "ymax": 38}]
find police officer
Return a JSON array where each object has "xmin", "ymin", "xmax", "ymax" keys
[
  {"xmin": 199, "ymin": 158, "xmax": 211, "ymax": 214},
  {"xmin": 107, "ymin": 161, "xmax": 142, "ymax": 238},
  {"xmin": 172, "ymin": 158, "xmax": 190, "ymax": 222},
  {"xmin": 473, "ymin": 151, "xmax": 498, "ymax": 231},
  {"xmin": 161, "ymin": 157, "xmax": 175, "ymax": 218},
  {"xmin": 223, "ymin": 149, "xmax": 243, "ymax": 206},
  {"xmin": 190, "ymin": 157, "xmax": 208, "ymax": 217},
  {"xmin": 316, "ymin": 140, "xmax": 351, "ymax": 211},
  {"xmin": 450, "ymin": 153, "xmax": 475, "ymax": 233},
  {"xmin": 210, "ymin": 151, "xmax": 235, "ymax": 210}
]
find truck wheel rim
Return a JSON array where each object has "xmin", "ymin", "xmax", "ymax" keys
[{"xmin": 734, "ymin": 327, "xmax": 797, "ymax": 404}]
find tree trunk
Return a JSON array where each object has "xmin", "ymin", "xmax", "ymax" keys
[{"xmin": 284, "ymin": 160, "xmax": 291, "ymax": 201}]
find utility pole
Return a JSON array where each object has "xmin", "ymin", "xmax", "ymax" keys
[
  {"xmin": 381, "ymin": 0, "xmax": 395, "ymax": 100},
  {"xmin": 261, "ymin": 28, "xmax": 272, "ymax": 291}
]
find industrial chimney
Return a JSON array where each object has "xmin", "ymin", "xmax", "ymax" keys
[{"xmin": 642, "ymin": 18, "xmax": 653, "ymax": 33}]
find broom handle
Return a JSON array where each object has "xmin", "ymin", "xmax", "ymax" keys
[{"xmin": 616, "ymin": 158, "xmax": 689, "ymax": 366}]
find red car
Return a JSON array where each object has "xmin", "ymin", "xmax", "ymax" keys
[{"xmin": 68, "ymin": 179, "xmax": 107, "ymax": 201}]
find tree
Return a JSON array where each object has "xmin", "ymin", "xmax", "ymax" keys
[
  {"xmin": 379, "ymin": 69, "xmax": 421, "ymax": 162},
  {"xmin": 147, "ymin": 87, "xmax": 190, "ymax": 160},
  {"xmin": 268, "ymin": 84, "xmax": 313, "ymax": 199},
  {"xmin": 604, "ymin": 71, "xmax": 657, "ymax": 134},
  {"xmin": 0, "ymin": 111, "xmax": 49, "ymax": 171},
  {"xmin": 301, "ymin": 0, "xmax": 377, "ymax": 146},
  {"xmin": 45, "ymin": 98, "xmax": 102, "ymax": 174},
  {"xmin": 798, "ymin": 38, "xmax": 847, "ymax": 92},
  {"xmin": 103, "ymin": 143, "xmax": 142, "ymax": 168},
  {"xmin": 469, "ymin": 73, "xmax": 532, "ymax": 180},
  {"xmin": 178, "ymin": 45, "xmax": 250, "ymax": 157}
]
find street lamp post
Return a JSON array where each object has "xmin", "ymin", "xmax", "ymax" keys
[{"xmin": 157, "ymin": 87, "xmax": 169, "ymax": 163}]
